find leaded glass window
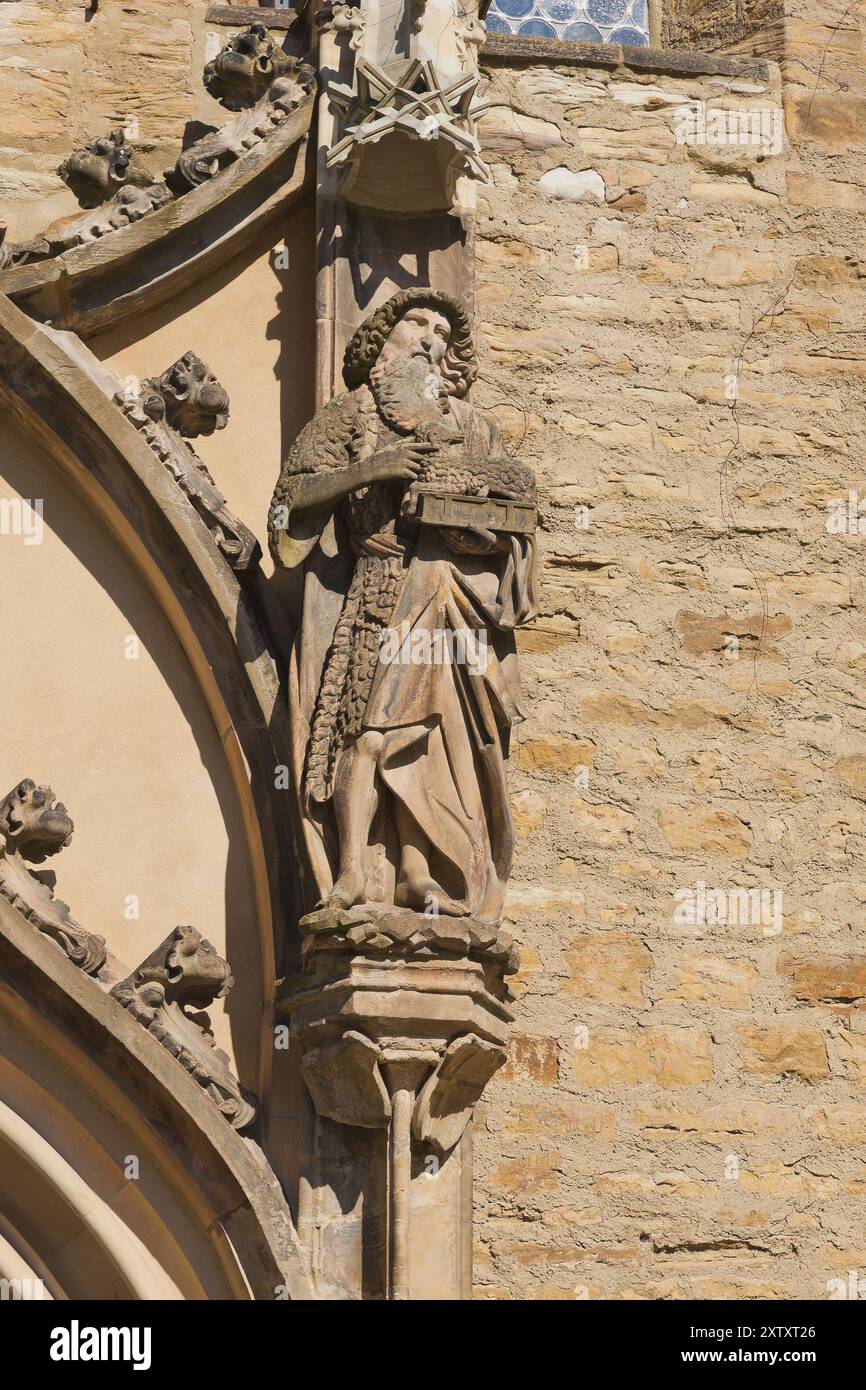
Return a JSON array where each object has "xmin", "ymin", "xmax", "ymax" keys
[{"xmin": 486, "ymin": 0, "xmax": 650, "ymax": 45}]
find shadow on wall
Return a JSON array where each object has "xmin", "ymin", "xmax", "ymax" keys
[
  {"xmin": 318, "ymin": 207, "xmax": 467, "ymax": 313},
  {"xmin": 90, "ymin": 198, "xmax": 317, "ymax": 464},
  {"xmin": 0, "ymin": 422, "xmax": 262, "ymax": 1093}
]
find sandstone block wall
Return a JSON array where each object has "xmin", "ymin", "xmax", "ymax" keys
[
  {"xmin": 663, "ymin": 0, "xmax": 784, "ymax": 54},
  {"xmin": 471, "ymin": 21, "xmax": 866, "ymax": 1298}
]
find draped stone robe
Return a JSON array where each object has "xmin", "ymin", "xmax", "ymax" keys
[{"xmin": 269, "ymin": 383, "xmax": 537, "ymax": 923}]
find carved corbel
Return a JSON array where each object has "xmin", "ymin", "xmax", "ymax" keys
[
  {"xmin": 116, "ymin": 352, "xmax": 261, "ymax": 572},
  {"xmin": 301, "ymin": 1028, "xmax": 391, "ymax": 1128},
  {"xmin": 0, "ymin": 780, "xmax": 106, "ymax": 975},
  {"xmin": 111, "ymin": 925, "xmax": 256, "ymax": 1131},
  {"xmin": 300, "ymin": 1021, "xmax": 504, "ymax": 1155},
  {"xmin": 295, "ymin": 1014, "xmax": 502, "ymax": 1300}
]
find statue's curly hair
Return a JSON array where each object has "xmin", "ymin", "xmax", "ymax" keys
[{"xmin": 342, "ymin": 288, "xmax": 477, "ymax": 398}]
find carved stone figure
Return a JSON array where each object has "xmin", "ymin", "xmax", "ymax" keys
[
  {"xmin": 0, "ymin": 780, "xmax": 106, "ymax": 974},
  {"xmin": 111, "ymin": 924, "xmax": 256, "ymax": 1131},
  {"xmin": 117, "ymin": 352, "xmax": 261, "ymax": 571},
  {"xmin": 454, "ymin": 14, "xmax": 487, "ymax": 64},
  {"xmin": 0, "ymin": 129, "xmax": 163, "ymax": 267},
  {"xmin": 269, "ymin": 288, "xmax": 537, "ymax": 928},
  {"xmin": 166, "ymin": 27, "xmax": 315, "ymax": 194},
  {"xmin": 141, "ymin": 351, "xmax": 231, "ymax": 437},
  {"xmin": 0, "ymin": 182, "xmax": 172, "ymax": 268},
  {"xmin": 58, "ymin": 128, "xmax": 155, "ymax": 209},
  {"xmin": 203, "ymin": 22, "xmax": 302, "ymax": 110}
]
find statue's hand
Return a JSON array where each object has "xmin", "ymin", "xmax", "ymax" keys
[{"xmin": 360, "ymin": 441, "xmax": 436, "ymax": 485}]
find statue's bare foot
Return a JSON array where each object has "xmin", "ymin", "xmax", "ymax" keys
[
  {"xmin": 395, "ymin": 879, "xmax": 469, "ymax": 917},
  {"xmin": 325, "ymin": 868, "xmax": 366, "ymax": 910}
]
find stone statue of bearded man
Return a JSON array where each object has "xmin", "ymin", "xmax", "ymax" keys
[{"xmin": 268, "ymin": 288, "xmax": 537, "ymax": 927}]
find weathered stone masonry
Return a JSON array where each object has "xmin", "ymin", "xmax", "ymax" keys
[{"xmin": 2, "ymin": 0, "xmax": 866, "ymax": 1301}]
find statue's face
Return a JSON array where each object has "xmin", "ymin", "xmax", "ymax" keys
[{"xmin": 379, "ymin": 309, "xmax": 450, "ymax": 373}]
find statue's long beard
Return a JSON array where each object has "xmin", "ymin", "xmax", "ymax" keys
[{"xmin": 370, "ymin": 352, "xmax": 444, "ymax": 433}]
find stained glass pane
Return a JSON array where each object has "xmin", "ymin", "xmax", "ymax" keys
[
  {"xmin": 486, "ymin": 0, "xmax": 650, "ymax": 44},
  {"xmin": 518, "ymin": 18, "xmax": 558, "ymax": 34}
]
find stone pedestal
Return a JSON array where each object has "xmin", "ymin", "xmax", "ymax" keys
[{"xmin": 277, "ymin": 904, "xmax": 515, "ymax": 1299}]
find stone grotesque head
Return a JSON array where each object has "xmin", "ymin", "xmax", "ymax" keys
[
  {"xmin": 111, "ymin": 924, "xmax": 253, "ymax": 1128},
  {"xmin": 0, "ymin": 780, "xmax": 74, "ymax": 864},
  {"xmin": 161, "ymin": 924, "xmax": 235, "ymax": 1009},
  {"xmin": 58, "ymin": 129, "xmax": 153, "ymax": 209},
  {"xmin": 141, "ymin": 352, "xmax": 230, "ymax": 438},
  {"xmin": 203, "ymin": 23, "xmax": 300, "ymax": 111}
]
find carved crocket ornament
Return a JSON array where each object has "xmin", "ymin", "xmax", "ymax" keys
[
  {"xmin": 0, "ymin": 780, "xmax": 106, "ymax": 974},
  {"xmin": 58, "ymin": 128, "xmax": 156, "ymax": 209},
  {"xmin": 269, "ymin": 288, "xmax": 538, "ymax": 933},
  {"xmin": 166, "ymin": 26, "xmax": 315, "ymax": 194},
  {"xmin": 111, "ymin": 925, "xmax": 256, "ymax": 1131},
  {"xmin": 117, "ymin": 352, "xmax": 261, "ymax": 571},
  {"xmin": 203, "ymin": 22, "xmax": 302, "ymax": 111},
  {"xmin": 141, "ymin": 351, "xmax": 231, "ymax": 437}
]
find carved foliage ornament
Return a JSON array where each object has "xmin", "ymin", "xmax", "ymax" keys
[
  {"xmin": 0, "ymin": 780, "xmax": 106, "ymax": 974},
  {"xmin": 317, "ymin": 3, "xmax": 366, "ymax": 50},
  {"xmin": 111, "ymin": 925, "xmax": 256, "ymax": 1131},
  {"xmin": 301, "ymin": 1028, "xmax": 506, "ymax": 1153}
]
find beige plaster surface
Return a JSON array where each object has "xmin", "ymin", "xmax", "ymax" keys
[
  {"xmin": 0, "ymin": 414, "xmax": 260, "ymax": 1081},
  {"xmin": 91, "ymin": 203, "xmax": 317, "ymax": 579}
]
